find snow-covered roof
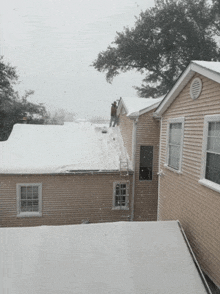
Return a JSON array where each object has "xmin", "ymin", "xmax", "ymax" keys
[
  {"xmin": 154, "ymin": 60, "xmax": 220, "ymax": 117},
  {"xmin": 0, "ymin": 122, "xmax": 131, "ymax": 174},
  {"xmin": 0, "ymin": 221, "xmax": 210, "ymax": 294},
  {"xmin": 192, "ymin": 60, "xmax": 220, "ymax": 74},
  {"xmin": 119, "ymin": 96, "xmax": 164, "ymax": 117}
]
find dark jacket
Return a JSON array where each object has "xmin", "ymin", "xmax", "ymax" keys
[{"xmin": 111, "ymin": 104, "xmax": 117, "ymax": 116}]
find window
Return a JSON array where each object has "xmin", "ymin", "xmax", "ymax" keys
[
  {"xmin": 17, "ymin": 183, "xmax": 42, "ymax": 217},
  {"xmin": 199, "ymin": 115, "xmax": 220, "ymax": 192},
  {"xmin": 139, "ymin": 146, "xmax": 153, "ymax": 180},
  {"xmin": 166, "ymin": 117, "xmax": 184, "ymax": 172},
  {"xmin": 113, "ymin": 182, "xmax": 129, "ymax": 209}
]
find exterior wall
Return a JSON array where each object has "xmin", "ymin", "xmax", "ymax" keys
[
  {"xmin": 0, "ymin": 173, "xmax": 133, "ymax": 227},
  {"xmin": 118, "ymin": 112, "xmax": 133, "ymax": 161},
  {"xmin": 134, "ymin": 109, "xmax": 160, "ymax": 221},
  {"xmin": 158, "ymin": 73, "xmax": 220, "ymax": 287}
]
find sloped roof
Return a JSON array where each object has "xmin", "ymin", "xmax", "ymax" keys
[
  {"xmin": 119, "ymin": 96, "xmax": 164, "ymax": 118},
  {"xmin": 0, "ymin": 122, "xmax": 131, "ymax": 174},
  {"xmin": 0, "ymin": 221, "xmax": 210, "ymax": 294},
  {"xmin": 154, "ymin": 61, "xmax": 220, "ymax": 117}
]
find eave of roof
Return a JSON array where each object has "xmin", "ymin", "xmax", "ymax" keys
[
  {"xmin": 0, "ymin": 170, "xmax": 134, "ymax": 176},
  {"xmin": 119, "ymin": 97, "xmax": 163, "ymax": 118},
  {"xmin": 154, "ymin": 61, "xmax": 220, "ymax": 118}
]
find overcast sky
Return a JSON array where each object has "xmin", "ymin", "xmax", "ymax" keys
[{"xmin": 1, "ymin": 0, "xmax": 155, "ymax": 120}]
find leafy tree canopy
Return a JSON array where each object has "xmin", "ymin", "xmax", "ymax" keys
[
  {"xmin": 93, "ymin": 0, "xmax": 220, "ymax": 97},
  {"xmin": 0, "ymin": 56, "xmax": 48, "ymax": 140}
]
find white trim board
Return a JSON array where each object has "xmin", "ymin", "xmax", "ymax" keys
[
  {"xmin": 165, "ymin": 117, "xmax": 185, "ymax": 173},
  {"xmin": 199, "ymin": 114, "xmax": 220, "ymax": 193}
]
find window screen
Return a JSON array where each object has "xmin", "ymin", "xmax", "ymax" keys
[{"xmin": 139, "ymin": 146, "xmax": 153, "ymax": 180}]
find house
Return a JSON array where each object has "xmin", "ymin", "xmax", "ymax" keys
[
  {"xmin": 117, "ymin": 96, "xmax": 163, "ymax": 221},
  {"xmin": 0, "ymin": 70, "xmax": 217, "ymax": 291},
  {"xmin": 154, "ymin": 61, "xmax": 220, "ymax": 290},
  {"xmin": 0, "ymin": 122, "xmax": 134, "ymax": 227},
  {"xmin": 0, "ymin": 95, "xmax": 163, "ymax": 227},
  {"xmin": 0, "ymin": 221, "xmax": 211, "ymax": 293}
]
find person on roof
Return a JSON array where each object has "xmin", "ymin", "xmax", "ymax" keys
[{"xmin": 109, "ymin": 101, "xmax": 118, "ymax": 127}]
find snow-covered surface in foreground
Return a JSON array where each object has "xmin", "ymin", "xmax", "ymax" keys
[
  {"xmin": 1, "ymin": 221, "xmax": 208, "ymax": 294},
  {"xmin": 121, "ymin": 96, "xmax": 164, "ymax": 116},
  {"xmin": 0, "ymin": 122, "xmax": 130, "ymax": 174}
]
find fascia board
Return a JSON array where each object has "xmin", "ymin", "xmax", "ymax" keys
[{"xmin": 154, "ymin": 64, "xmax": 194, "ymax": 117}]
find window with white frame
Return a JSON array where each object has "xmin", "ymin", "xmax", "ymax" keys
[
  {"xmin": 200, "ymin": 115, "xmax": 220, "ymax": 191},
  {"xmin": 113, "ymin": 182, "xmax": 129, "ymax": 209},
  {"xmin": 166, "ymin": 117, "xmax": 184, "ymax": 171},
  {"xmin": 17, "ymin": 183, "xmax": 42, "ymax": 217}
]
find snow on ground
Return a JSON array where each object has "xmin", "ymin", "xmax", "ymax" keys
[
  {"xmin": 0, "ymin": 122, "xmax": 131, "ymax": 174},
  {"xmin": 121, "ymin": 96, "xmax": 164, "ymax": 117},
  {"xmin": 1, "ymin": 221, "xmax": 208, "ymax": 294}
]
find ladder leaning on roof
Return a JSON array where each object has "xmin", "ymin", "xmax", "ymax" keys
[{"xmin": 119, "ymin": 157, "xmax": 129, "ymax": 176}]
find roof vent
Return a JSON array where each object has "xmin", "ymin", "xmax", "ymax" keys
[{"xmin": 190, "ymin": 78, "xmax": 202, "ymax": 100}]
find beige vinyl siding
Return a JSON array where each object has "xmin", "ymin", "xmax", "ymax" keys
[
  {"xmin": 118, "ymin": 113, "xmax": 133, "ymax": 161},
  {"xmin": 134, "ymin": 109, "xmax": 160, "ymax": 221},
  {"xmin": 158, "ymin": 73, "xmax": 220, "ymax": 287},
  {"xmin": 0, "ymin": 173, "xmax": 133, "ymax": 227}
]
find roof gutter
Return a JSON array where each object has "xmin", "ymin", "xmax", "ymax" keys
[{"xmin": 0, "ymin": 170, "xmax": 134, "ymax": 176}]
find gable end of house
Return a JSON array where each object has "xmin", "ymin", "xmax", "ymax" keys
[{"xmin": 154, "ymin": 61, "xmax": 220, "ymax": 118}]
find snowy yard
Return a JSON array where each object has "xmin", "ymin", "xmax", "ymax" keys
[{"xmin": 1, "ymin": 221, "xmax": 209, "ymax": 294}]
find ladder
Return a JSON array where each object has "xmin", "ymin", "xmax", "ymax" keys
[{"xmin": 119, "ymin": 157, "xmax": 129, "ymax": 176}]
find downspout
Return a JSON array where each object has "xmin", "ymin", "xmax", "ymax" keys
[
  {"xmin": 131, "ymin": 117, "xmax": 138, "ymax": 221},
  {"xmin": 157, "ymin": 116, "xmax": 162, "ymax": 221}
]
